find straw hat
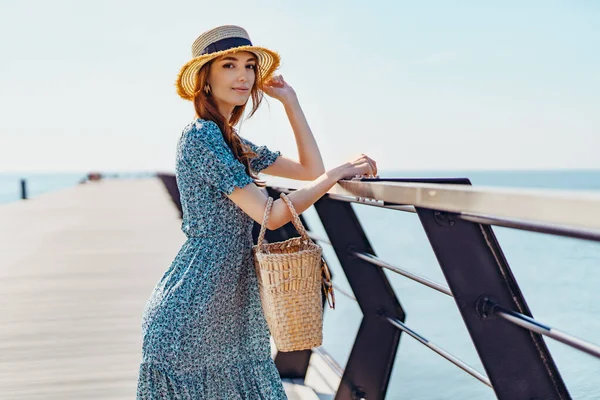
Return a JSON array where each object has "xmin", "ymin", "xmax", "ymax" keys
[{"xmin": 176, "ymin": 25, "xmax": 281, "ymax": 100}]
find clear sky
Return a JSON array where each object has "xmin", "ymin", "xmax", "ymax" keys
[{"xmin": 1, "ymin": 0, "xmax": 598, "ymax": 173}]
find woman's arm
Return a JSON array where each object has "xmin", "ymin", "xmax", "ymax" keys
[
  {"xmin": 261, "ymin": 75, "xmax": 325, "ymax": 180},
  {"xmin": 228, "ymin": 154, "xmax": 376, "ymax": 230}
]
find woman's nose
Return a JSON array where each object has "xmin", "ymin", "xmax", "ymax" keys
[{"xmin": 239, "ymin": 69, "xmax": 253, "ymax": 82}]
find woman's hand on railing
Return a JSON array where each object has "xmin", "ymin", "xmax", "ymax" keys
[
  {"xmin": 226, "ymin": 154, "xmax": 377, "ymax": 231},
  {"xmin": 334, "ymin": 154, "xmax": 378, "ymax": 180}
]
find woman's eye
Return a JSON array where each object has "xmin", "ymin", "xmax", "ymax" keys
[{"xmin": 222, "ymin": 63, "xmax": 255, "ymax": 69}]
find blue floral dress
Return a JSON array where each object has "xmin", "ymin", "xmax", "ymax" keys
[{"xmin": 137, "ymin": 118, "xmax": 287, "ymax": 399}]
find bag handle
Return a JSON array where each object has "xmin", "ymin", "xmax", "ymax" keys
[
  {"xmin": 321, "ymin": 257, "xmax": 336, "ymax": 309},
  {"xmin": 257, "ymin": 196, "xmax": 274, "ymax": 250},
  {"xmin": 256, "ymin": 193, "xmax": 311, "ymax": 250},
  {"xmin": 279, "ymin": 192, "xmax": 311, "ymax": 241}
]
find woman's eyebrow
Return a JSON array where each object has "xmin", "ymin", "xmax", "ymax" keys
[{"xmin": 220, "ymin": 56, "xmax": 257, "ymax": 63}]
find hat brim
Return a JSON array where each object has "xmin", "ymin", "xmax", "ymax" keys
[{"xmin": 175, "ymin": 45, "xmax": 281, "ymax": 101}]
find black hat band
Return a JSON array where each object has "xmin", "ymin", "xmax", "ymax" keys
[{"xmin": 200, "ymin": 37, "xmax": 253, "ymax": 56}]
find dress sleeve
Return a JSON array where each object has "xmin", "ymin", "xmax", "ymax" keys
[
  {"xmin": 239, "ymin": 136, "xmax": 281, "ymax": 173},
  {"xmin": 182, "ymin": 121, "xmax": 254, "ymax": 195}
]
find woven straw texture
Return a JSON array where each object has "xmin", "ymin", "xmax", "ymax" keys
[
  {"xmin": 252, "ymin": 193, "xmax": 326, "ymax": 352},
  {"xmin": 176, "ymin": 25, "xmax": 280, "ymax": 100}
]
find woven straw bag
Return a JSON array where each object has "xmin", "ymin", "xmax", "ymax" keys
[{"xmin": 252, "ymin": 192, "xmax": 335, "ymax": 352}]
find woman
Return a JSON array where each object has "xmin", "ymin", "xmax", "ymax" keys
[{"xmin": 137, "ymin": 25, "xmax": 377, "ymax": 399}]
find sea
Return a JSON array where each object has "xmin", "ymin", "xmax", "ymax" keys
[{"xmin": 1, "ymin": 170, "xmax": 599, "ymax": 399}]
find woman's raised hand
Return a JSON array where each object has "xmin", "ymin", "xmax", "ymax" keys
[{"xmin": 263, "ymin": 74, "xmax": 297, "ymax": 104}]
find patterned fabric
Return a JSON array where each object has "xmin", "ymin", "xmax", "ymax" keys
[{"xmin": 137, "ymin": 118, "xmax": 286, "ymax": 399}]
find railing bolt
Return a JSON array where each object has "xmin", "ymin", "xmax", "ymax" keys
[
  {"xmin": 352, "ymin": 386, "xmax": 366, "ymax": 400},
  {"xmin": 347, "ymin": 244, "xmax": 358, "ymax": 259},
  {"xmin": 376, "ymin": 306, "xmax": 388, "ymax": 317},
  {"xmin": 433, "ymin": 210, "xmax": 456, "ymax": 227},
  {"xmin": 476, "ymin": 296, "xmax": 497, "ymax": 320}
]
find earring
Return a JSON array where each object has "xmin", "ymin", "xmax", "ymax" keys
[{"xmin": 204, "ymin": 84, "xmax": 211, "ymax": 94}]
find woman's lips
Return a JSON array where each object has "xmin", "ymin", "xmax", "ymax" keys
[{"xmin": 233, "ymin": 88, "xmax": 249, "ymax": 93}]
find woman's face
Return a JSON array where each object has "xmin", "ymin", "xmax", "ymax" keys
[{"xmin": 207, "ymin": 51, "xmax": 257, "ymax": 112}]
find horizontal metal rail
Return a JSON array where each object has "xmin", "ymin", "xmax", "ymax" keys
[
  {"xmin": 311, "ymin": 195, "xmax": 600, "ymax": 243},
  {"xmin": 481, "ymin": 299, "xmax": 600, "ymax": 359},
  {"xmin": 386, "ymin": 317, "xmax": 492, "ymax": 388},
  {"xmin": 314, "ymin": 197, "xmax": 600, "ymax": 242},
  {"xmin": 312, "ymin": 346, "xmax": 344, "ymax": 379},
  {"xmin": 382, "ymin": 204, "xmax": 417, "ymax": 213},
  {"xmin": 306, "ymin": 231, "xmax": 452, "ymax": 297},
  {"xmin": 306, "ymin": 231, "xmax": 331, "ymax": 246},
  {"xmin": 332, "ymin": 283, "xmax": 356, "ymax": 302},
  {"xmin": 304, "ymin": 233, "xmax": 358, "ymax": 300},
  {"xmin": 328, "ymin": 193, "xmax": 384, "ymax": 207},
  {"xmin": 268, "ymin": 179, "xmax": 600, "ymax": 236},
  {"xmin": 353, "ymin": 251, "xmax": 452, "ymax": 297},
  {"xmin": 305, "ymin": 232, "xmax": 450, "ymax": 299},
  {"xmin": 460, "ymin": 212, "xmax": 600, "ymax": 243},
  {"xmin": 311, "ymin": 191, "xmax": 600, "ymax": 242},
  {"xmin": 327, "ymin": 194, "xmax": 417, "ymax": 213},
  {"xmin": 323, "ymin": 196, "xmax": 600, "ymax": 242}
]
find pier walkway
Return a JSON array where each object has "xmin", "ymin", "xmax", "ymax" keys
[{"xmin": 0, "ymin": 178, "xmax": 328, "ymax": 399}]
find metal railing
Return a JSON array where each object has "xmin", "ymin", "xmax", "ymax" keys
[{"xmin": 262, "ymin": 177, "xmax": 600, "ymax": 400}]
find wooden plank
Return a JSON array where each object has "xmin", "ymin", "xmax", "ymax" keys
[
  {"xmin": 0, "ymin": 178, "xmax": 326, "ymax": 399},
  {"xmin": 0, "ymin": 179, "xmax": 185, "ymax": 399}
]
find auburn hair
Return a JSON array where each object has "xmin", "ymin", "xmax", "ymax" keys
[{"xmin": 192, "ymin": 57, "xmax": 266, "ymax": 187}]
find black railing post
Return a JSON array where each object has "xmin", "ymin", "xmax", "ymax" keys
[
  {"xmin": 414, "ymin": 181, "xmax": 570, "ymax": 399},
  {"xmin": 21, "ymin": 179, "xmax": 27, "ymax": 200},
  {"xmin": 157, "ymin": 173, "xmax": 182, "ymax": 218},
  {"xmin": 313, "ymin": 195, "xmax": 404, "ymax": 400}
]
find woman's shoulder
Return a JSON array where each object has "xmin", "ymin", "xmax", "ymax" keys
[
  {"xmin": 183, "ymin": 118, "xmax": 220, "ymax": 138},
  {"xmin": 179, "ymin": 118, "xmax": 235, "ymax": 165},
  {"xmin": 181, "ymin": 119, "xmax": 229, "ymax": 152}
]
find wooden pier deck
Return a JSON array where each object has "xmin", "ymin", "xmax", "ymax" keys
[{"xmin": 0, "ymin": 178, "xmax": 333, "ymax": 399}]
